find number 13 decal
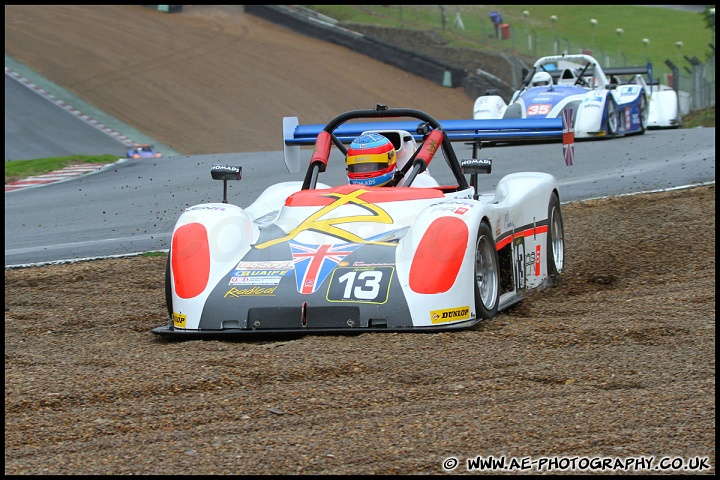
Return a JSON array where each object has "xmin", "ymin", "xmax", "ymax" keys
[{"xmin": 327, "ymin": 267, "xmax": 394, "ymax": 303}]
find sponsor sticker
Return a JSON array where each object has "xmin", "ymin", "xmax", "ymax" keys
[
  {"xmin": 352, "ymin": 261, "xmax": 395, "ymax": 267},
  {"xmin": 224, "ymin": 286, "xmax": 278, "ymax": 298},
  {"xmin": 625, "ymin": 107, "xmax": 631, "ymax": 130},
  {"xmin": 229, "ymin": 276, "xmax": 283, "ymax": 286},
  {"xmin": 430, "ymin": 200, "xmax": 476, "ymax": 212},
  {"xmin": 173, "ymin": 312, "xmax": 187, "ymax": 328},
  {"xmin": 620, "ymin": 86, "xmax": 639, "ymax": 96},
  {"xmin": 186, "ymin": 205, "xmax": 228, "ymax": 212},
  {"xmin": 514, "ymin": 236, "xmax": 527, "ymax": 291},
  {"xmin": 235, "ymin": 260, "xmax": 294, "ymax": 270},
  {"xmin": 232, "ymin": 269, "xmax": 291, "ymax": 277},
  {"xmin": 503, "ymin": 212, "xmax": 516, "ymax": 230},
  {"xmin": 229, "ymin": 265, "xmax": 293, "ymax": 285},
  {"xmin": 430, "ymin": 306, "xmax": 471, "ymax": 324}
]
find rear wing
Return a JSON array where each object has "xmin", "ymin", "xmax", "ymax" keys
[
  {"xmin": 574, "ymin": 64, "xmax": 653, "ymax": 86},
  {"xmin": 530, "ymin": 57, "xmax": 653, "ymax": 88},
  {"xmin": 283, "ymin": 116, "xmax": 564, "ymax": 174},
  {"xmin": 602, "ymin": 63, "xmax": 652, "ymax": 78}
]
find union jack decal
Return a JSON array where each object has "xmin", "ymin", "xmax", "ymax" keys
[
  {"xmin": 290, "ymin": 241, "xmax": 362, "ymax": 294},
  {"xmin": 562, "ymin": 108, "xmax": 575, "ymax": 166}
]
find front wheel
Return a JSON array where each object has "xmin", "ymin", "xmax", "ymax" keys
[
  {"xmin": 165, "ymin": 252, "xmax": 173, "ymax": 319},
  {"xmin": 546, "ymin": 193, "xmax": 565, "ymax": 284},
  {"xmin": 474, "ymin": 222, "xmax": 500, "ymax": 319},
  {"xmin": 605, "ymin": 97, "xmax": 619, "ymax": 136}
]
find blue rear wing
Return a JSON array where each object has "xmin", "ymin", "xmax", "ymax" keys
[
  {"xmin": 283, "ymin": 116, "xmax": 564, "ymax": 173},
  {"xmin": 286, "ymin": 118, "xmax": 562, "ymax": 145}
]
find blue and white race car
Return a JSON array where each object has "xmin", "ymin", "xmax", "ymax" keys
[
  {"xmin": 126, "ymin": 144, "xmax": 161, "ymax": 159},
  {"xmin": 153, "ymin": 105, "xmax": 571, "ymax": 338},
  {"xmin": 473, "ymin": 54, "xmax": 677, "ymax": 139}
]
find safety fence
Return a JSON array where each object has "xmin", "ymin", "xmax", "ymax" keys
[
  {"xmin": 511, "ymin": 26, "xmax": 715, "ymax": 115},
  {"xmin": 243, "ymin": 5, "xmax": 714, "ymax": 113},
  {"xmin": 669, "ymin": 55, "xmax": 715, "ymax": 114},
  {"xmin": 349, "ymin": 5, "xmax": 715, "ymax": 113}
]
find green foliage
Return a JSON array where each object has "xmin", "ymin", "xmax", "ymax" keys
[
  {"xmin": 681, "ymin": 105, "xmax": 715, "ymax": 128},
  {"xmin": 141, "ymin": 251, "xmax": 169, "ymax": 257},
  {"xmin": 304, "ymin": 5, "xmax": 712, "ymax": 71},
  {"xmin": 701, "ymin": 5, "xmax": 715, "ymax": 30}
]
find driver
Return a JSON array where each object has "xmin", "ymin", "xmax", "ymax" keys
[
  {"xmin": 346, "ymin": 133, "xmax": 439, "ymax": 188},
  {"xmin": 346, "ymin": 133, "xmax": 397, "ymax": 187},
  {"xmin": 531, "ymin": 71, "xmax": 553, "ymax": 87}
]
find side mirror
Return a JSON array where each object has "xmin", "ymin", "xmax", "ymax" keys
[
  {"xmin": 211, "ymin": 165, "xmax": 242, "ymax": 203},
  {"xmin": 461, "ymin": 158, "xmax": 492, "ymax": 200}
]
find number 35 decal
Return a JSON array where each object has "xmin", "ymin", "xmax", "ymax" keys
[
  {"xmin": 527, "ymin": 104, "xmax": 551, "ymax": 115},
  {"xmin": 327, "ymin": 267, "xmax": 394, "ymax": 304}
]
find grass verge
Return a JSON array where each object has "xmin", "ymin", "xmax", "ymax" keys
[{"xmin": 5, "ymin": 154, "xmax": 120, "ymax": 185}]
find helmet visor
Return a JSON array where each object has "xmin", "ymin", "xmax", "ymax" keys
[{"xmin": 348, "ymin": 161, "xmax": 393, "ymax": 174}]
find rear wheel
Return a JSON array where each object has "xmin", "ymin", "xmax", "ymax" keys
[
  {"xmin": 474, "ymin": 222, "xmax": 500, "ymax": 319},
  {"xmin": 639, "ymin": 94, "xmax": 648, "ymax": 133},
  {"xmin": 605, "ymin": 97, "xmax": 619, "ymax": 136},
  {"xmin": 546, "ymin": 193, "xmax": 565, "ymax": 283}
]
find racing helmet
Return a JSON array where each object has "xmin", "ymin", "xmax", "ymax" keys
[
  {"xmin": 346, "ymin": 133, "xmax": 397, "ymax": 187},
  {"xmin": 531, "ymin": 71, "xmax": 553, "ymax": 87}
]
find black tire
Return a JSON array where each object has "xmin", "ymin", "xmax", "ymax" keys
[
  {"xmin": 474, "ymin": 222, "xmax": 500, "ymax": 319},
  {"xmin": 639, "ymin": 93, "xmax": 648, "ymax": 134},
  {"xmin": 547, "ymin": 193, "xmax": 565, "ymax": 283},
  {"xmin": 165, "ymin": 253, "xmax": 173, "ymax": 319},
  {"xmin": 605, "ymin": 96, "xmax": 619, "ymax": 136}
]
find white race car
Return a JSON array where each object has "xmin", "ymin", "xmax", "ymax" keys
[
  {"xmin": 473, "ymin": 54, "xmax": 680, "ymax": 139},
  {"xmin": 645, "ymin": 82, "xmax": 681, "ymax": 129},
  {"xmin": 153, "ymin": 105, "xmax": 572, "ymax": 338}
]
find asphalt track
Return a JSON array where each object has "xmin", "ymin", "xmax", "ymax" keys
[
  {"xmin": 3, "ymin": 50, "xmax": 716, "ymax": 267},
  {"xmin": 4, "ymin": 55, "xmax": 182, "ymax": 161},
  {"xmin": 5, "ymin": 77, "xmax": 120, "ymax": 161}
]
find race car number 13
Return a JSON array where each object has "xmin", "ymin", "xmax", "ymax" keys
[{"xmin": 326, "ymin": 267, "xmax": 394, "ymax": 304}]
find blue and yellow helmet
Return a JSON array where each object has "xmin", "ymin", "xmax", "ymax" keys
[{"xmin": 346, "ymin": 133, "xmax": 397, "ymax": 187}]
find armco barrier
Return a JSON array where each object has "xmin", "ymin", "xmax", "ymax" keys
[
  {"xmin": 141, "ymin": 5, "xmax": 183, "ymax": 13},
  {"xmin": 243, "ymin": 5, "xmax": 467, "ymax": 89}
]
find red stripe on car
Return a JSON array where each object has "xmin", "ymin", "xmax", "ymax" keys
[
  {"xmin": 409, "ymin": 217, "xmax": 468, "ymax": 294},
  {"xmin": 172, "ymin": 223, "xmax": 211, "ymax": 299}
]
